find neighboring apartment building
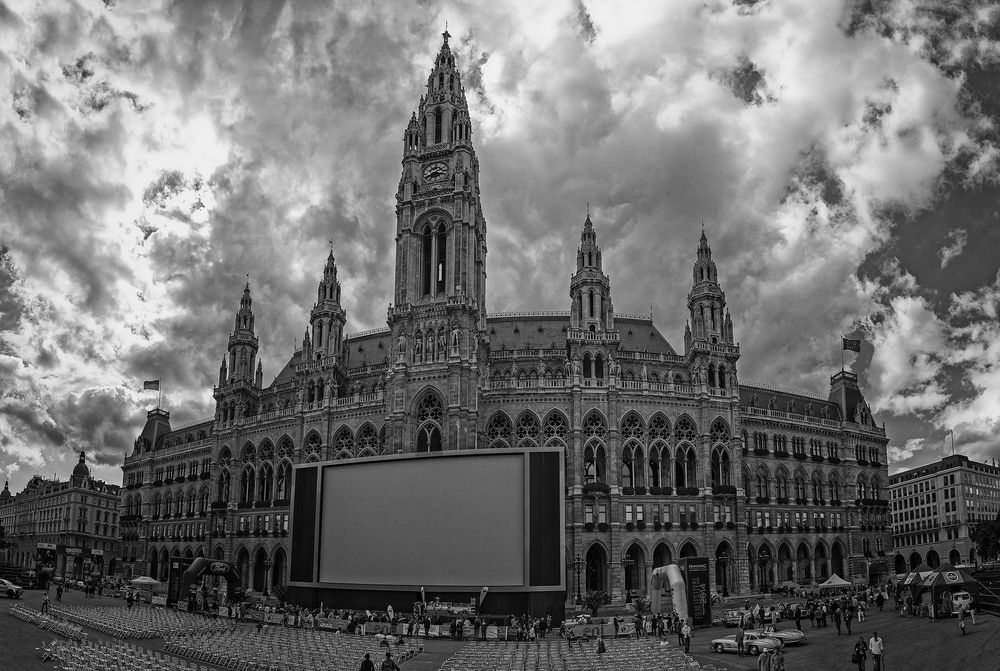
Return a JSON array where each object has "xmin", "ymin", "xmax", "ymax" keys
[
  {"xmin": 0, "ymin": 451, "xmax": 121, "ymax": 580},
  {"xmin": 889, "ymin": 453, "xmax": 1000, "ymax": 573}
]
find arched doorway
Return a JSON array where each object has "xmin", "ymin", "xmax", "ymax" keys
[
  {"xmin": 585, "ymin": 544, "xmax": 608, "ymax": 594},
  {"xmin": 679, "ymin": 541, "xmax": 698, "ymax": 559},
  {"xmin": 747, "ymin": 543, "xmax": 756, "ymax": 591},
  {"xmin": 949, "ymin": 548, "xmax": 961, "ymax": 566},
  {"xmin": 159, "ymin": 549, "xmax": 169, "ymax": 582},
  {"xmin": 623, "ymin": 542, "xmax": 646, "ymax": 599},
  {"xmin": 777, "ymin": 543, "xmax": 793, "ymax": 583},
  {"xmin": 909, "ymin": 552, "xmax": 921, "ymax": 570},
  {"xmin": 926, "ymin": 549, "xmax": 940, "ymax": 569},
  {"xmin": 796, "ymin": 542, "xmax": 811, "ymax": 583},
  {"xmin": 236, "ymin": 548, "xmax": 250, "ymax": 591},
  {"xmin": 815, "ymin": 543, "xmax": 829, "ymax": 580},
  {"xmin": 831, "ymin": 541, "xmax": 845, "ymax": 578},
  {"xmin": 253, "ymin": 548, "xmax": 267, "ymax": 593},
  {"xmin": 970, "ymin": 547, "xmax": 977, "ymax": 566},
  {"xmin": 148, "ymin": 549, "xmax": 158, "ymax": 581},
  {"xmin": 652, "ymin": 543, "xmax": 672, "ymax": 569},
  {"xmin": 756, "ymin": 545, "xmax": 773, "ymax": 592},
  {"xmin": 716, "ymin": 542, "xmax": 736, "ymax": 596},
  {"xmin": 894, "ymin": 554, "xmax": 906, "ymax": 575},
  {"xmin": 213, "ymin": 546, "xmax": 226, "ymax": 590},
  {"xmin": 271, "ymin": 547, "xmax": 287, "ymax": 591}
]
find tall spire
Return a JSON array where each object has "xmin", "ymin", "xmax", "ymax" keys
[{"xmin": 570, "ymin": 209, "xmax": 614, "ymax": 332}]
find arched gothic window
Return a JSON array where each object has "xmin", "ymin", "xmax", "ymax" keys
[
  {"xmin": 487, "ymin": 413, "xmax": 513, "ymax": 448},
  {"xmin": 357, "ymin": 424, "xmax": 379, "ymax": 456},
  {"xmin": 711, "ymin": 447, "xmax": 731, "ymax": 487},
  {"xmin": 674, "ymin": 443, "xmax": 696, "ymax": 488},
  {"xmin": 258, "ymin": 463, "xmax": 274, "ymax": 501},
  {"xmin": 434, "ymin": 108, "xmax": 442, "ymax": 144},
  {"xmin": 217, "ymin": 470, "xmax": 230, "ymax": 503},
  {"xmin": 514, "ymin": 413, "xmax": 540, "ymax": 447},
  {"xmin": 241, "ymin": 465, "xmax": 255, "ymax": 503},
  {"xmin": 416, "ymin": 394, "xmax": 444, "ymax": 452},
  {"xmin": 674, "ymin": 416, "xmax": 696, "ymax": 442},
  {"xmin": 275, "ymin": 461, "xmax": 292, "ymax": 500},
  {"xmin": 583, "ymin": 442, "xmax": 606, "ymax": 483},
  {"xmin": 622, "ymin": 443, "xmax": 645, "ymax": 489},
  {"xmin": 542, "ymin": 412, "xmax": 568, "ymax": 446}
]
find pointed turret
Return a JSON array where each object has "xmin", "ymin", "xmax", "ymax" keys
[
  {"xmin": 685, "ymin": 227, "xmax": 739, "ymax": 390},
  {"xmin": 569, "ymin": 210, "xmax": 614, "ymax": 333},
  {"xmin": 226, "ymin": 279, "xmax": 259, "ymax": 382},
  {"xmin": 308, "ymin": 250, "xmax": 347, "ymax": 360}
]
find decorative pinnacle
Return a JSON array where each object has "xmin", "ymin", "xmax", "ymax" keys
[{"xmin": 442, "ymin": 23, "xmax": 451, "ymax": 46}]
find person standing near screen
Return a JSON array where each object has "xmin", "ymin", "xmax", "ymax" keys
[{"xmin": 358, "ymin": 653, "xmax": 375, "ymax": 671}]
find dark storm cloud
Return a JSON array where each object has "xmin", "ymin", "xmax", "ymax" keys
[
  {"xmin": 50, "ymin": 387, "xmax": 143, "ymax": 465},
  {"xmin": 573, "ymin": 0, "xmax": 598, "ymax": 44},
  {"xmin": 0, "ymin": 397, "xmax": 66, "ymax": 446},
  {"xmin": 0, "ymin": 247, "xmax": 26, "ymax": 355},
  {"xmin": 721, "ymin": 56, "xmax": 771, "ymax": 106}
]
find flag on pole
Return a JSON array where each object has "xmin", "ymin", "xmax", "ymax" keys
[
  {"xmin": 841, "ymin": 337, "xmax": 861, "ymax": 352},
  {"xmin": 143, "ymin": 380, "xmax": 160, "ymax": 391}
]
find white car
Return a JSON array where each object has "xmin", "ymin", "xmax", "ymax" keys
[
  {"xmin": 710, "ymin": 631, "xmax": 783, "ymax": 655},
  {"xmin": 0, "ymin": 578, "xmax": 23, "ymax": 599}
]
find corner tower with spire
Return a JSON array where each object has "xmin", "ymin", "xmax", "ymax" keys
[
  {"xmin": 386, "ymin": 30, "xmax": 487, "ymax": 451},
  {"xmin": 214, "ymin": 280, "xmax": 262, "ymax": 423},
  {"xmin": 685, "ymin": 229, "xmax": 739, "ymax": 392}
]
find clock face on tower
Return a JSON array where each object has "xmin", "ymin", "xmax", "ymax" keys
[{"xmin": 422, "ymin": 161, "xmax": 448, "ymax": 181}]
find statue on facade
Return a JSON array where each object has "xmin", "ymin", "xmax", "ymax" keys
[
  {"xmin": 438, "ymin": 333, "xmax": 446, "ymax": 359},
  {"xmin": 414, "ymin": 334, "xmax": 423, "ymax": 362},
  {"xmin": 451, "ymin": 325, "xmax": 461, "ymax": 348},
  {"xmin": 396, "ymin": 334, "xmax": 407, "ymax": 362}
]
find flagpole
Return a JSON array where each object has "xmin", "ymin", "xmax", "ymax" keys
[
  {"xmin": 841, "ymin": 335, "xmax": 845, "ymax": 372},
  {"xmin": 157, "ymin": 385, "xmax": 162, "ymax": 410}
]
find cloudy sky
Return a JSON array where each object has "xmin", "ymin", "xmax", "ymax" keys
[{"xmin": 1, "ymin": 0, "xmax": 998, "ymax": 491}]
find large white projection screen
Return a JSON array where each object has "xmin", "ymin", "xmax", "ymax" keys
[{"xmin": 318, "ymin": 453, "xmax": 525, "ymax": 587}]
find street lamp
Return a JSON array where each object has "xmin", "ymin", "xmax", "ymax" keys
[
  {"xmin": 718, "ymin": 552, "xmax": 731, "ymax": 598},
  {"xmin": 621, "ymin": 555, "xmax": 635, "ymax": 601},
  {"xmin": 757, "ymin": 547, "xmax": 770, "ymax": 594},
  {"xmin": 262, "ymin": 557, "xmax": 272, "ymax": 598},
  {"xmin": 569, "ymin": 554, "xmax": 586, "ymax": 605}
]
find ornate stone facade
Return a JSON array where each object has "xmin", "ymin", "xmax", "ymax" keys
[{"xmin": 120, "ymin": 33, "xmax": 891, "ymax": 604}]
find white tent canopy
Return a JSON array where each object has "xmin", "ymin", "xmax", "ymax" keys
[
  {"xmin": 130, "ymin": 576, "xmax": 160, "ymax": 586},
  {"xmin": 817, "ymin": 574, "xmax": 851, "ymax": 589}
]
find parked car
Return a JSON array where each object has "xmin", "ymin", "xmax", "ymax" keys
[
  {"xmin": 750, "ymin": 626, "xmax": 808, "ymax": 645},
  {"xmin": 710, "ymin": 631, "xmax": 783, "ymax": 655},
  {"xmin": 0, "ymin": 578, "xmax": 24, "ymax": 599},
  {"xmin": 717, "ymin": 609, "xmax": 749, "ymax": 627}
]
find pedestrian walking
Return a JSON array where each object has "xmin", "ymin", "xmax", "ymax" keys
[
  {"xmin": 596, "ymin": 636, "xmax": 606, "ymax": 655},
  {"xmin": 757, "ymin": 648, "xmax": 773, "ymax": 671},
  {"xmin": 834, "ymin": 607, "xmax": 842, "ymax": 635},
  {"xmin": 845, "ymin": 607, "xmax": 853, "ymax": 636},
  {"xmin": 959, "ymin": 607, "xmax": 966, "ymax": 636},
  {"xmin": 380, "ymin": 651, "xmax": 399, "ymax": 671},
  {"xmin": 56, "ymin": 584, "xmax": 63, "ymax": 602},
  {"xmin": 868, "ymin": 631, "xmax": 884, "ymax": 671},
  {"xmin": 771, "ymin": 646, "xmax": 785, "ymax": 671},
  {"xmin": 970, "ymin": 597, "xmax": 977, "ymax": 625},
  {"xmin": 794, "ymin": 605, "xmax": 802, "ymax": 631},
  {"xmin": 736, "ymin": 625, "xmax": 746, "ymax": 658},
  {"xmin": 41, "ymin": 593, "xmax": 50, "ymax": 615},
  {"xmin": 681, "ymin": 621, "xmax": 692, "ymax": 654},
  {"xmin": 358, "ymin": 653, "xmax": 375, "ymax": 671},
  {"xmin": 852, "ymin": 635, "xmax": 868, "ymax": 671}
]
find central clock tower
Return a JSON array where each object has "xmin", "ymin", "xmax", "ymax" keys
[{"xmin": 385, "ymin": 30, "xmax": 488, "ymax": 452}]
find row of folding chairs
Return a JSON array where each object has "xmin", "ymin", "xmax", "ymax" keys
[
  {"xmin": 43, "ymin": 638, "xmax": 229, "ymax": 671},
  {"xmin": 9, "ymin": 605, "xmax": 86, "ymax": 641},
  {"xmin": 164, "ymin": 626, "xmax": 419, "ymax": 671},
  {"xmin": 441, "ymin": 638, "xmax": 702, "ymax": 671},
  {"xmin": 49, "ymin": 604, "xmax": 231, "ymax": 639}
]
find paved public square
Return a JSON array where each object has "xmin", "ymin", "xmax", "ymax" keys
[{"xmin": 3, "ymin": 587, "xmax": 1000, "ymax": 671}]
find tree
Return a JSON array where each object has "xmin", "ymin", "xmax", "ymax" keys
[
  {"xmin": 632, "ymin": 595, "xmax": 651, "ymax": 614},
  {"xmin": 583, "ymin": 590, "xmax": 609, "ymax": 616},
  {"xmin": 970, "ymin": 514, "xmax": 1000, "ymax": 563}
]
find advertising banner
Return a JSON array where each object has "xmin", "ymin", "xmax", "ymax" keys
[
  {"xmin": 681, "ymin": 557, "xmax": 712, "ymax": 627},
  {"xmin": 485, "ymin": 625, "xmax": 499, "ymax": 640},
  {"xmin": 151, "ymin": 595, "xmax": 167, "ymax": 606}
]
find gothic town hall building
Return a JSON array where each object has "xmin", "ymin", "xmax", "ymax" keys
[{"xmin": 120, "ymin": 33, "xmax": 891, "ymax": 607}]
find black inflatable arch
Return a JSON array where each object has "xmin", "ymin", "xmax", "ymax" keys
[{"xmin": 180, "ymin": 557, "xmax": 244, "ymax": 603}]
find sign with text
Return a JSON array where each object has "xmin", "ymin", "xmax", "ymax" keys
[{"xmin": 682, "ymin": 557, "xmax": 712, "ymax": 627}]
